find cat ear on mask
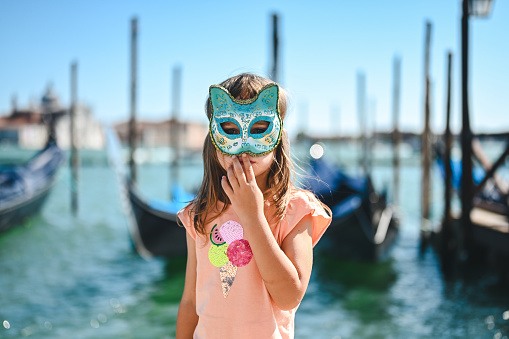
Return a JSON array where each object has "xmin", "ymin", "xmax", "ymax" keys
[
  {"xmin": 257, "ymin": 84, "xmax": 279, "ymax": 114},
  {"xmin": 209, "ymin": 86, "xmax": 234, "ymax": 117},
  {"xmin": 209, "ymin": 83, "xmax": 280, "ymax": 117}
]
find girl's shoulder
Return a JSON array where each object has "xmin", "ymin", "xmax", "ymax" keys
[
  {"xmin": 177, "ymin": 201, "xmax": 193, "ymax": 218},
  {"xmin": 177, "ymin": 202, "xmax": 201, "ymax": 239},
  {"xmin": 177, "ymin": 200, "xmax": 228, "ymax": 239},
  {"xmin": 177, "ymin": 199, "xmax": 221, "ymax": 217},
  {"xmin": 288, "ymin": 188, "xmax": 322, "ymax": 207},
  {"xmin": 282, "ymin": 188, "xmax": 332, "ymax": 246},
  {"xmin": 286, "ymin": 187, "xmax": 330, "ymax": 219}
]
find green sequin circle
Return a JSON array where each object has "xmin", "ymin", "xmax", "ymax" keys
[{"xmin": 209, "ymin": 243, "xmax": 229, "ymax": 267}]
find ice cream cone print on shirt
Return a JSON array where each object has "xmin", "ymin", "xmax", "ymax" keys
[
  {"xmin": 219, "ymin": 262, "xmax": 237, "ymax": 297},
  {"xmin": 208, "ymin": 221, "xmax": 253, "ymax": 298}
]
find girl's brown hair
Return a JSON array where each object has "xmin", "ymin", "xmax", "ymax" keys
[{"xmin": 187, "ymin": 73, "xmax": 326, "ymax": 236}]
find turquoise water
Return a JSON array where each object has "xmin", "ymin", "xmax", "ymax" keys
[{"xmin": 1, "ymin": 144, "xmax": 508, "ymax": 338}]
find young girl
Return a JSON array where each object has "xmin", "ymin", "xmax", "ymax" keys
[{"xmin": 176, "ymin": 73, "xmax": 331, "ymax": 339}]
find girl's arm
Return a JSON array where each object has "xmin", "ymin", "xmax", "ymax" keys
[
  {"xmin": 221, "ymin": 155, "xmax": 314, "ymax": 310},
  {"xmin": 176, "ymin": 232, "xmax": 198, "ymax": 338},
  {"xmin": 246, "ymin": 213, "xmax": 314, "ymax": 311}
]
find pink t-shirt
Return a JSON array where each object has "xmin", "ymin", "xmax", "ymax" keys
[{"xmin": 178, "ymin": 190, "xmax": 331, "ymax": 339}]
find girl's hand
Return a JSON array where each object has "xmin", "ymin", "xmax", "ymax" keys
[{"xmin": 221, "ymin": 154, "xmax": 265, "ymax": 222}]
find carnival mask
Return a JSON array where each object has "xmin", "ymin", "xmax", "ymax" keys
[{"xmin": 209, "ymin": 83, "xmax": 282, "ymax": 157}]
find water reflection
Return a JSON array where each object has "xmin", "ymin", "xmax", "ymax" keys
[
  {"xmin": 313, "ymin": 251, "xmax": 397, "ymax": 323},
  {"xmin": 150, "ymin": 255, "xmax": 187, "ymax": 305}
]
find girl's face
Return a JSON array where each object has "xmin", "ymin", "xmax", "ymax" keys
[
  {"xmin": 209, "ymin": 84, "xmax": 282, "ymax": 157},
  {"xmin": 216, "ymin": 150, "xmax": 274, "ymax": 190}
]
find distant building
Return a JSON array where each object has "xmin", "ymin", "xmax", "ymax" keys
[
  {"xmin": 55, "ymin": 104, "xmax": 106, "ymax": 150},
  {"xmin": 113, "ymin": 119, "xmax": 208, "ymax": 152},
  {"xmin": 0, "ymin": 85, "xmax": 105, "ymax": 149},
  {"xmin": 0, "ymin": 108, "xmax": 49, "ymax": 148}
]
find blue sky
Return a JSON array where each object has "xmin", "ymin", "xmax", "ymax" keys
[{"xmin": 0, "ymin": 0, "xmax": 507, "ymax": 137}]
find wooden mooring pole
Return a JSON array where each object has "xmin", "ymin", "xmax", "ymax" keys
[
  {"xmin": 460, "ymin": 0, "xmax": 474, "ymax": 257},
  {"xmin": 392, "ymin": 55, "xmax": 401, "ymax": 206},
  {"xmin": 270, "ymin": 13, "xmax": 279, "ymax": 84},
  {"xmin": 298, "ymin": 101, "xmax": 309, "ymax": 137},
  {"xmin": 357, "ymin": 71, "xmax": 368, "ymax": 175},
  {"xmin": 70, "ymin": 61, "xmax": 79, "ymax": 215},
  {"xmin": 368, "ymin": 98, "xmax": 376, "ymax": 173},
  {"xmin": 170, "ymin": 65, "xmax": 182, "ymax": 199},
  {"xmin": 421, "ymin": 21, "xmax": 433, "ymax": 249},
  {"xmin": 441, "ymin": 51, "xmax": 455, "ymax": 271},
  {"xmin": 128, "ymin": 17, "xmax": 138, "ymax": 184}
]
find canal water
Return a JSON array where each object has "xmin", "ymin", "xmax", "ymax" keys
[{"xmin": 0, "ymin": 142, "xmax": 508, "ymax": 339}]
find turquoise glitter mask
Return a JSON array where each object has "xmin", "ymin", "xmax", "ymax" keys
[{"xmin": 209, "ymin": 83, "xmax": 282, "ymax": 157}]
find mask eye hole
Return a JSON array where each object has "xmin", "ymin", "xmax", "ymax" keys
[
  {"xmin": 220, "ymin": 122, "xmax": 240, "ymax": 135},
  {"xmin": 250, "ymin": 121, "xmax": 270, "ymax": 134}
]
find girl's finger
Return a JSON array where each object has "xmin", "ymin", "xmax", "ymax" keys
[
  {"xmin": 227, "ymin": 164, "xmax": 239, "ymax": 189},
  {"xmin": 242, "ymin": 153, "xmax": 255, "ymax": 183},
  {"xmin": 221, "ymin": 175, "xmax": 233, "ymax": 197},
  {"xmin": 232, "ymin": 155, "xmax": 247, "ymax": 183}
]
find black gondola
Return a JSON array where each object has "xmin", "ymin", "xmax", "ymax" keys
[
  {"xmin": 306, "ymin": 157, "xmax": 399, "ymax": 261},
  {"xmin": 0, "ymin": 140, "xmax": 63, "ymax": 233},
  {"xmin": 126, "ymin": 183, "xmax": 189, "ymax": 258},
  {"xmin": 107, "ymin": 128, "xmax": 190, "ymax": 258}
]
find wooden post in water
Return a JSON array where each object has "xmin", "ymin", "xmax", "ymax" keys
[
  {"xmin": 460, "ymin": 0, "xmax": 474, "ymax": 256},
  {"xmin": 357, "ymin": 71, "xmax": 368, "ymax": 175},
  {"xmin": 368, "ymin": 98, "xmax": 376, "ymax": 173},
  {"xmin": 298, "ymin": 101, "xmax": 309, "ymax": 137},
  {"xmin": 441, "ymin": 51, "xmax": 455, "ymax": 269},
  {"xmin": 170, "ymin": 65, "xmax": 182, "ymax": 199},
  {"xmin": 70, "ymin": 61, "xmax": 79, "ymax": 215},
  {"xmin": 270, "ymin": 13, "xmax": 279, "ymax": 84},
  {"xmin": 421, "ymin": 21, "xmax": 433, "ymax": 248},
  {"xmin": 392, "ymin": 55, "xmax": 401, "ymax": 206},
  {"xmin": 128, "ymin": 17, "xmax": 138, "ymax": 184}
]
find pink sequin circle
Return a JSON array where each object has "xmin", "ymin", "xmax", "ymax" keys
[
  {"xmin": 219, "ymin": 220, "xmax": 244, "ymax": 244},
  {"xmin": 226, "ymin": 239, "xmax": 253, "ymax": 267}
]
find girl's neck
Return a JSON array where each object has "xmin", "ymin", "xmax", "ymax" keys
[{"xmin": 255, "ymin": 172, "xmax": 269, "ymax": 193}]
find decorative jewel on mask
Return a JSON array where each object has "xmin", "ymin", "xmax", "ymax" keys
[{"xmin": 209, "ymin": 83, "xmax": 282, "ymax": 157}]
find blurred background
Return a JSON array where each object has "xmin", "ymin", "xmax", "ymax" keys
[{"xmin": 1, "ymin": 1, "xmax": 508, "ymax": 338}]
